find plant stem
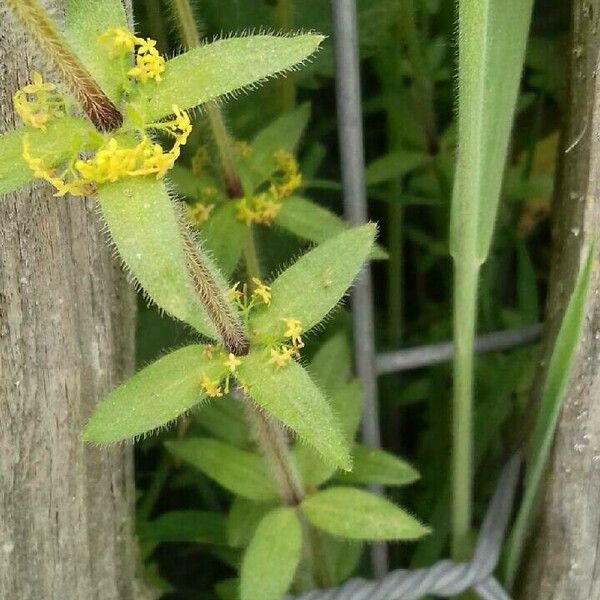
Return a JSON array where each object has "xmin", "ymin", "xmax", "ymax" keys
[
  {"xmin": 451, "ymin": 258, "xmax": 479, "ymax": 560},
  {"xmin": 275, "ymin": 0, "xmax": 296, "ymax": 111},
  {"xmin": 5, "ymin": 0, "xmax": 122, "ymax": 131}
]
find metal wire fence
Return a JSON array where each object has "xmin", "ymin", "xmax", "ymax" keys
[{"xmin": 327, "ymin": 1, "xmax": 538, "ymax": 597}]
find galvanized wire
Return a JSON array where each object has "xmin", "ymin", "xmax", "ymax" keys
[
  {"xmin": 331, "ymin": 0, "xmax": 388, "ymax": 577},
  {"xmin": 290, "ymin": 454, "xmax": 521, "ymax": 600},
  {"xmin": 376, "ymin": 324, "xmax": 543, "ymax": 375}
]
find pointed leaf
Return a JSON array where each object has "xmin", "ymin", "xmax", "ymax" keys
[
  {"xmin": 0, "ymin": 118, "xmax": 96, "ymax": 196},
  {"xmin": 227, "ymin": 497, "xmax": 275, "ymax": 548},
  {"xmin": 165, "ymin": 438, "xmax": 278, "ymax": 501},
  {"xmin": 84, "ymin": 345, "xmax": 223, "ymax": 442},
  {"xmin": 505, "ymin": 244, "xmax": 596, "ymax": 585},
  {"xmin": 301, "ymin": 487, "xmax": 430, "ymax": 541},
  {"xmin": 334, "ymin": 445, "xmax": 420, "ymax": 487},
  {"xmin": 142, "ymin": 35, "xmax": 325, "ymax": 121},
  {"xmin": 250, "ymin": 224, "xmax": 376, "ymax": 336},
  {"xmin": 138, "ymin": 510, "xmax": 227, "ymax": 545},
  {"xmin": 365, "ymin": 150, "xmax": 429, "ymax": 185},
  {"xmin": 202, "ymin": 203, "xmax": 246, "ymax": 277},
  {"xmin": 65, "ymin": 0, "xmax": 129, "ymax": 102},
  {"xmin": 98, "ymin": 178, "xmax": 216, "ymax": 337},
  {"xmin": 195, "ymin": 395, "xmax": 249, "ymax": 448},
  {"xmin": 240, "ymin": 508, "xmax": 302, "ymax": 600},
  {"xmin": 309, "ymin": 331, "xmax": 353, "ymax": 396},
  {"xmin": 239, "ymin": 351, "xmax": 351, "ymax": 471}
]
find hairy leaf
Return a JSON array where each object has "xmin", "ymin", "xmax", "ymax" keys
[
  {"xmin": 0, "ymin": 118, "xmax": 97, "ymax": 196},
  {"xmin": 240, "ymin": 508, "xmax": 302, "ymax": 600},
  {"xmin": 301, "ymin": 487, "xmax": 430, "ymax": 541},
  {"xmin": 84, "ymin": 345, "xmax": 223, "ymax": 442},
  {"xmin": 98, "ymin": 178, "xmax": 215, "ymax": 337},
  {"xmin": 142, "ymin": 35, "xmax": 325, "ymax": 121},
  {"xmin": 202, "ymin": 203, "xmax": 246, "ymax": 277},
  {"xmin": 165, "ymin": 438, "xmax": 278, "ymax": 501},
  {"xmin": 239, "ymin": 351, "xmax": 351, "ymax": 470},
  {"xmin": 138, "ymin": 510, "xmax": 227, "ymax": 545},
  {"xmin": 250, "ymin": 224, "xmax": 376, "ymax": 336},
  {"xmin": 334, "ymin": 445, "xmax": 420, "ymax": 487},
  {"xmin": 65, "ymin": 0, "xmax": 129, "ymax": 102}
]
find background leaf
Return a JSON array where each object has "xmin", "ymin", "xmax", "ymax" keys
[
  {"xmin": 165, "ymin": 437, "xmax": 278, "ymax": 501},
  {"xmin": 138, "ymin": 510, "xmax": 227, "ymax": 545},
  {"xmin": 301, "ymin": 487, "xmax": 430, "ymax": 541},
  {"xmin": 240, "ymin": 507, "xmax": 302, "ymax": 600},
  {"xmin": 227, "ymin": 498, "xmax": 275, "ymax": 548}
]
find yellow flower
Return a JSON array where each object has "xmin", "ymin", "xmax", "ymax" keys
[
  {"xmin": 235, "ymin": 198, "xmax": 258, "ymax": 226},
  {"xmin": 224, "ymin": 353, "xmax": 242, "ymax": 374},
  {"xmin": 200, "ymin": 374, "xmax": 223, "ymax": 398},
  {"xmin": 234, "ymin": 140, "xmax": 253, "ymax": 159},
  {"xmin": 128, "ymin": 51, "xmax": 166, "ymax": 83},
  {"xmin": 253, "ymin": 193, "xmax": 281, "ymax": 225},
  {"xmin": 13, "ymin": 72, "xmax": 65, "ymax": 131},
  {"xmin": 268, "ymin": 346, "xmax": 294, "ymax": 370},
  {"xmin": 99, "ymin": 27, "xmax": 136, "ymax": 54},
  {"xmin": 202, "ymin": 345, "xmax": 216, "ymax": 359},
  {"xmin": 251, "ymin": 278, "xmax": 271, "ymax": 305},
  {"xmin": 283, "ymin": 318, "xmax": 304, "ymax": 349},
  {"xmin": 187, "ymin": 203, "xmax": 215, "ymax": 227},
  {"xmin": 227, "ymin": 282, "xmax": 244, "ymax": 303}
]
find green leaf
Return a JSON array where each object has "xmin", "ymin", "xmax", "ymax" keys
[
  {"xmin": 138, "ymin": 510, "xmax": 227, "ymax": 545},
  {"xmin": 195, "ymin": 395, "xmax": 249, "ymax": 448},
  {"xmin": 320, "ymin": 534, "xmax": 363, "ymax": 585},
  {"xmin": 239, "ymin": 351, "xmax": 351, "ymax": 471},
  {"xmin": 240, "ymin": 508, "xmax": 302, "ymax": 600},
  {"xmin": 165, "ymin": 438, "xmax": 278, "ymax": 501},
  {"xmin": 202, "ymin": 203, "xmax": 246, "ymax": 277},
  {"xmin": 84, "ymin": 345, "xmax": 223, "ymax": 443},
  {"xmin": 309, "ymin": 331, "xmax": 353, "ymax": 396},
  {"xmin": 168, "ymin": 165, "xmax": 223, "ymax": 201},
  {"xmin": 504, "ymin": 244, "xmax": 596, "ymax": 586},
  {"xmin": 215, "ymin": 579, "xmax": 240, "ymax": 600},
  {"xmin": 250, "ymin": 224, "xmax": 376, "ymax": 336},
  {"xmin": 276, "ymin": 198, "xmax": 388, "ymax": 259},
  {"xmin": 334, "ymin": 444, "xmax": 420, "ymax": 487},
  {"xmin": 450, "ymin": 0, "xmax": 535, "ymax": 263},
  {"xmin": 97, "ymin": 178, "xmax": 215, "ymax": 337},
  {"xmin": 244, "ymin": 104, "xmax": 310, "ymax": 191},
  {"xmin": 142, "ymin": 35, "xmax": 325, "ymax": 121},
  {"xmin": 65, "ymin": 0, "xmax": 129, "ymax": 102},
  {"xmin": 0, "ymin": 118, "xmax": 97, "ymax": 197},
  {"xmin": 301, "ymin": 487, "xmax": 430, "ymax": 541},
  {"xmin": 365, "ymin": 150, "xmax": 429, "ymax": 186},
  {"xmin": 227, "ymin": 497, "xmax": 275, "ymax": 548}
]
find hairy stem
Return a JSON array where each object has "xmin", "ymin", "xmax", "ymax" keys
[
  {"xmin": 275, "ymin": 0, "xmax": 296, "ymax": 111},
  {"xmin": 6, "ymin": 0, "xmax": 122, "ymax": 131}
]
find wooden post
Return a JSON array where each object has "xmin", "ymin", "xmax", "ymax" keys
[
  {"xmin": 519, "ymin": 1, "xmax": 600, "ymax": 597},
  {"xmin": 0, "ymin": 2, "xmax": 145, "ymax": 598}
]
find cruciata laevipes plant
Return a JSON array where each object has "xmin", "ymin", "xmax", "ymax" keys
[{"xmin": 1, "ymin": 0, "xmax": 429, "ymax": 597}]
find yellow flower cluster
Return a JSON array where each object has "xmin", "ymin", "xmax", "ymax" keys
[
  {"xmin": 268, "ymin": 346, "xmax": 295, "ymax": 370},
  {"xmin": 21, "ymin": 105, "xmax": 191, "ymax": 197},
  {"xmin": 198, "ymin": 351, "xmax": 243, "ymax": 398},
  {"xmin": 228, "ymin": 278, "xmax": 272, "ymax": 309},
  {"xmin": 187, "ymin": 202, "xmax": 215, "ymax": 227},
  {"xmin": 200, "ymin": 373, "xmax": 223, "ymax": 398},
  {"xmin": 13, "ymin": 72, "xmax": 66, "ymax": 131},
  {"xmin": 267, "ymin": 318, "xmax": 304, "ymax": 371},
  {"xmin": 99, "ymin": 28, "xmax": 165, "ymax": 83},
  {"xmin": 234, "ymin": 149, "xmax": 302, "ymax": 226}
]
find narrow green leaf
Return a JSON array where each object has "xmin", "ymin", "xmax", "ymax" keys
[
  {"xmin": 97, "ymin": 178, "xmax": 215, "ymax": 337},
  {"xmin": 138, "ymin": 510, "xmax": 227, "ymax": 545},
  {"xmin": 505, "ymin": 245, "xmax": 596, "ymax": 585},
  {"xmin": 334, "ymin": 445, "xmax": 420, "ymax": 487},
  {"xmin": 165, "ymin": 438, "xmax": 278, "ymax": 501},
  {"xmin": 244, "ymin": 104, "xmax": 310, "ymax": 190},
  {"xmin": 0, "ymin": 118, "xmax": 97, "ymax": 196},
  {"xmin": 365, "ymin": 150, "xmax": 429, "ymax": 186},
  {"xmin": 202, "ymin": 203, "xmax": 246, "ymax": 277},
  {"xmin": 142, "ymin": 35, "xmax": 325, "ymax": 121},
  {"xmin": 239, "ymin": 351, "xmax": 351, "ymax": 471},
  {"xmin": 195, "ymin": 395, "xmax": 249, "ymax": 448},
  {"xmin": 301, "ymin": 487, "xmax": 430, "ymax": 541},
  {"xmin": 84, "ymin": 345, "xmax": 223, "ymax": 443},
  {"xmin": 293, "ymin": 380, "xmax": 363, "ymax": 487},
  {"xmin": 250, "ymin": 224, "xmax": 376, "ymax": 336},
  {"xmin": 276, "ymin": 198, "xmax": 388, "ymax": 259},
  {"xmin": 65, "ymin": 0, "xmax": 129, "ymax": 102},
  {"xmin": 227, "ymin": 497, "xmax": 275, "ymax": 548},
  {"xmin": 240, "ymin": 508, "xmax": 302, "ymax": 600}
]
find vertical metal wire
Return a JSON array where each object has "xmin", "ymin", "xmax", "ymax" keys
[{"xmin": 330, "ymin": 0, "xmax": 387, "ymax": 578}]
